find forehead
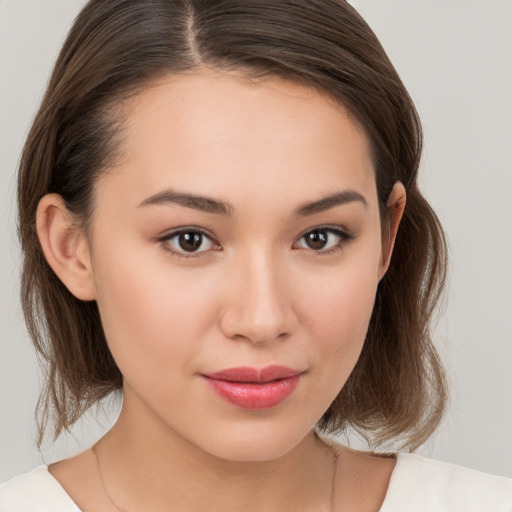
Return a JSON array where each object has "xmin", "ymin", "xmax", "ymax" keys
[{"xmin": 99, "ymin": 70, "xmax": 377, "ymax": 215}]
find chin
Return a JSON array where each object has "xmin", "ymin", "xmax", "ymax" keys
[{"xmin": 190, "ymin": 418, "xmax": 313, "ymax": 463}]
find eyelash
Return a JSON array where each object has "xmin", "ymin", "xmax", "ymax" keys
[{"xmin": 158, "ymin": 226, "xmax": 354, "ymax": 260}]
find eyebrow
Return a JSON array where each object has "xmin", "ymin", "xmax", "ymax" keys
[
  {"xmin": 137, "ymin": 188, "xmax": 367, "ymax": 217},
  {"xmin": 296, "ymin": 190, "xmax": 367, "ymax": 215}
]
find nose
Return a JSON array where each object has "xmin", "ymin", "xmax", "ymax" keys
[{"xmin": 219, "ymin": 248, "xmax": 298, "ymax": 346}]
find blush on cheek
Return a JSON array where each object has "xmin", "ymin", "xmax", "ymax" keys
[
  {"xmin": 93, "ymin": 248, "xmax": 215, "ymax": 375},
  {"xmin": 310, "ymin": 273, "xmax": 378, "ymax": 366}
]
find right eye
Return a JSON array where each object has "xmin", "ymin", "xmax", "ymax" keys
[{"xmin": 159, "ymin": 228, "xmax": 220, "ymax": 259}]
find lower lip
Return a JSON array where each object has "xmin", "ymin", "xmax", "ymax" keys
[{"xmin": 203, "ymin": 375, "xmax": 301, "ymax": 410}]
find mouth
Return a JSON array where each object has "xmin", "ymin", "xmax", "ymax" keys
[
  {"xmin": 201, "ymin": 365, "xmax": 304, "ymax": 410},
  {"xmin": 203, "ymin": 365, "xmax": 303, "ymax": 383}
]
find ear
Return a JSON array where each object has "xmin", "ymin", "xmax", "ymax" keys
[
  {"xmin": 378, "ymin": 181, "xmax": 406, "ymax": 280},
  {"xmin": 36, "ymin": 193, "xmax": 96, "ymax": 301}
]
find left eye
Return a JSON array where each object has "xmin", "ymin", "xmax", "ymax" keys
[{"xmin": 295, "ymin": 227, "xmax": 350, "ymax": 253}]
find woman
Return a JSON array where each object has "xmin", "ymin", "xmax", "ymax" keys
[{"xmin": 1, "ymin": 1, "xmax": 511, "ymax": 510}]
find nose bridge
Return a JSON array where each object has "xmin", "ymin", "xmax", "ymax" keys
[{"xmin": 220, "ymin": 244, "xmax": 296, "ymax": 344}]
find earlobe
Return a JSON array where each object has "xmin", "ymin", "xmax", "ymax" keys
[
  {"xmin": 36, "ymin": 193, "xmax": 96, "ymax": 301},
  {"xmin": 378, "ymin": 181, "xmax": 406, "ymax": 280}
]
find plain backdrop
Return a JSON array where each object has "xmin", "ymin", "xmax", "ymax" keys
[{"xmin": 1, "ymin": 0, "xmax": 511, "ymax": 482}]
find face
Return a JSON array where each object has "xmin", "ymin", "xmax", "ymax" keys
[{"xmin": 83, "ymin": 71, "xmax": 388, "ymax": 461}]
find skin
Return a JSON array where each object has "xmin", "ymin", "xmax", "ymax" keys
[{"xmin": 37, "ymin": 70, "xmax": 405, "ymax": 512}]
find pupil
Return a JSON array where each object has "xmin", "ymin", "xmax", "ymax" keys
[
  {"xmin": 179, "ymin": 232, "xmax": 202, "ymax": 251},
  {"xmin": 306, "ymin": 230, "xmax": 327, "ymax": 250}
]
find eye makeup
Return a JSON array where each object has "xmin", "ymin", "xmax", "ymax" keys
[{"xmin": 156, "ymin": 224, "xmax": 355, "ymax": 260}]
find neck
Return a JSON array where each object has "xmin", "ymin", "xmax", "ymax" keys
[{"xmin": 94, "ymin": 391, "xmax": 336, "ymax": 512}]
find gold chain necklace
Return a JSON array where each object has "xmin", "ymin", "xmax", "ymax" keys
[{"xmin": 93, "ymin": 433, "xmax": 339, "ymax": 512}]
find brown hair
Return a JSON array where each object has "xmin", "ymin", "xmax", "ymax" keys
[{"xmin": 17, "ymin": 0, "xmax": 447, "ymax": 450}]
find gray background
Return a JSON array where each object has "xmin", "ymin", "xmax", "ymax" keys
[{"xmin": 1, "ymin": 0, "xmax": 511, "ymax": 481}]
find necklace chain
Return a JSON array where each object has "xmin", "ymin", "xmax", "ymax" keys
[
  {"xmin": 93, "ymin": 444, "xmax": 130, "ymax": 512},
  {"xmin": 318, "ymin": 432, "xmax": 340, "ymax": 512},
  {"xmin": 93, "ymin": 433, "xmax": 338, "ymax": 512}
]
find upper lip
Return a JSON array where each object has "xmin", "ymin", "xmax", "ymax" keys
[{"xmin": 202, "ymin": 365, "xmax": 303, "ymax": 383}]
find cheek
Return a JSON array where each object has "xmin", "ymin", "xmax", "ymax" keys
[
  {"xmin": 314, "ymin": 270, "xmax": 377, "ymax": 343},
  {"xmin": 315, "ymin": 288, "xmax": 376, "ymax": 374},
  {"xmin": 91, "ymin": 241, "xmax": 218, "ymax": 387},
  {"xmin": 298, "ymin": 252, "xmax": 381, "ymax": 385}
]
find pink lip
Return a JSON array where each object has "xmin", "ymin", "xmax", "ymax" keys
[{"xmin": 202, "ymin": 365, "xmax": 303, "ymax": 410}]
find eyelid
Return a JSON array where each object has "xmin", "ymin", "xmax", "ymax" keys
[{"xmin": 297, "ymin": 224, "xmax": 351, "ymax": 240}]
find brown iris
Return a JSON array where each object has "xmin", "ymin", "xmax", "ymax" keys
[
  {"xmin": 304, "ymin": 229, "xmax": 329, "ymax": 250},
  {"xmin": 178, "ymin": 232, "xmax": 203, "ymax": 252}
]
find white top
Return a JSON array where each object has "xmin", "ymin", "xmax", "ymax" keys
[{"xmin": 1, "ymin": 453, "xmax": 511, "ymax": 511}]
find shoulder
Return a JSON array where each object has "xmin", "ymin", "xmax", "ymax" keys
[
  {"xmin": 0, "ymin": 466, "xmax": 81, "ymax": 512},
  {"xmin": 380, "ymin": 452, "xmax": 512, "ymax": 512}
]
